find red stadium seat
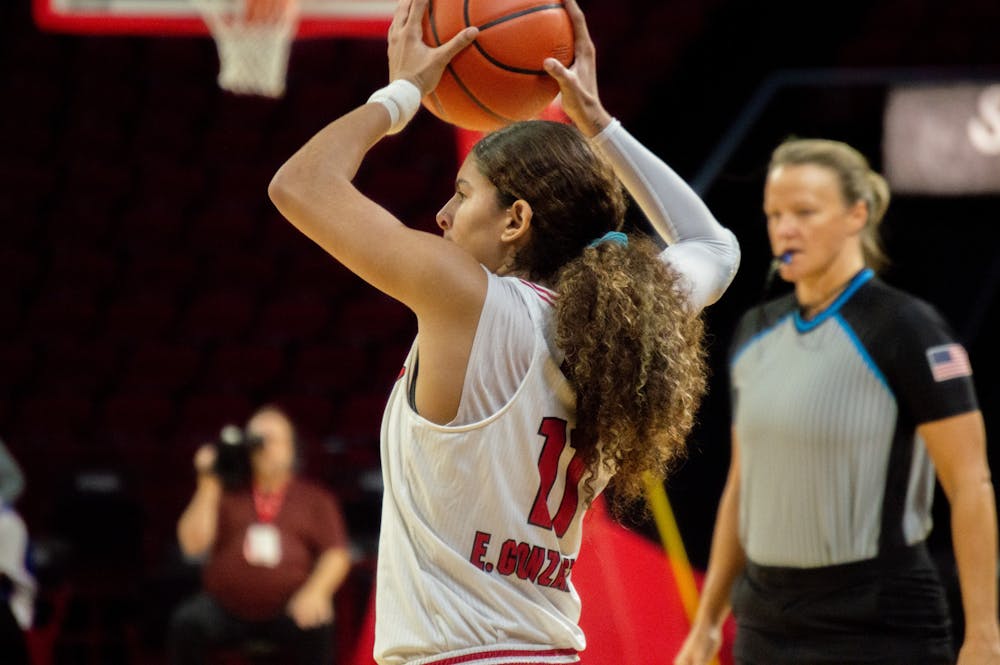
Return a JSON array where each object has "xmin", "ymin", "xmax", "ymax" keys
[
  {"xmin": 103, "ymin": 293, "xmax": 180, "ymax": 343},
  {"xmin": 0, "ymin": 341, "xmax": 36, "ymax": 403},
  {"xmin": 132, "ymin": 109, "xmax": 201, "ymax": 158},
  {"xmin": 370, "ymin": 342, "xmax": 412, "ymax": 390},
  {"xmin": 33, "ymin": 338, "xmax": 120, "ymax": 396},
  {"xmin": 0, "ymin": 124, "xmax": 58, "ymax": 171},
  {"xmin": 0, "ymin": 190, "xmax": 49, "ymax": 246},
  {"xmin": 188, "ymin": 198, "xmax": 264, "ymax": 251},
  {"xmin": 119, "ymin": 254, "xmax": 197, "ymax": 298},
  {"xmin": 199, "ymin": 252, "xmax": 279, "ymax": 293},
  {"xmin": 175, "ymin": 393, "xmax": 254, "ymax": 444},
  {"xmin": 46, "ymin": 194, "xmax": 121, "ymax": 247},
  {"xmin": 146, "ymin": 39, "xmax": 215, "ymax": 82},
  {"xmin": 280, "ymin": 251, "xmax": 361, "ymax": 301},
  {"xmin": 4, "ymin": 69, "xmax": 62, "ymax": 121},
  {"xmin": 177, "ymin": 290, "xmax": 257, "ymax": 344},
  {"xmin": 11, "ymin": 394, "xmax": 95, "ymax": 446},
  {"xmin": 40, "ymin": 249, "xmax": 119, "ymax": 296},
  {"xmin": 64, "ymin": 158, "xmax": 132, "ymax": 199},
  {"xmin": 334, "ymin": 296, "xmax": 416, "ymax": 345},
  {"xmin": 268, "ymin": 394, "xmax": 336, "ymax": 441},
  {"xmin": 100, "ymin": 394, "xmax": 176, "ymax": 447},
  {"xmin": 287, "ymin": 343, "xmax": 369, "ymax": 396},
  {"xmin": 0, "ymin": 288, "xmax": 26, "ymax": 340},
  {"xmin": 62, "ymin": 113, "xmax": 131, "ymax": 161},
  {"xmin": 335, "ymin": 392, "xmax": 389, "ymax": 441},
  {"xmin": 202, "ymin": 343, "xmax": 286, "ymax": 393},
  {"xmin": 203, "ymin": 129, "xmax": 267, "ymax": 167},
  {"xmin": 117, "ymin": 197, "xmax": 193, "ymax": 253},
  {"xmin": 134, "ymin": 162, "xmax": 208, "ymax": 208},
  {"xmin": 0, "ymin": 162, "xmax": 57, "ymax": 196},
  {"xmin": 255, "ymin": 292, "xmax": 331, "ymax": 344},
  {"xmin": 23, "ymin": 290, "xmax": 100, "ymax": 340},
  {"xmin": 118, "ymin": 343, "xmax": 203, "ymax": 395}
]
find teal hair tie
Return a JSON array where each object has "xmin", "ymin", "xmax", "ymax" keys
[{"xmin": 588, "ymin": 231, "xmax": 628, "ymax": 249}]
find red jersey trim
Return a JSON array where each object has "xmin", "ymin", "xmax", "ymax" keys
[
  {"xmin": 422, "ymin": 648, "xmax": 579, "ymax": 665},
  {"xmin": 518, "ymin": 280, "xmax": 558, "ymax": 306}
]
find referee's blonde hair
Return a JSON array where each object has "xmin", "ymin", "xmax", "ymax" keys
[{"xmin": 770, "ymin": 139, "xmax": 891, "ymax": 272}]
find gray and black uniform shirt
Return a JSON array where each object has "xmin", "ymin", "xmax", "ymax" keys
[{"xmin": 729, "ymin": 269, "xmax": 978, "ymax": 568}]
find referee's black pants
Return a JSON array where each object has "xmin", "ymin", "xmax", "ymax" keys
[
  {"xmin": 167, "ymin": 592, "xmax": 333, "ymax": 665},
  {"xmin": 731, "ymin": 543, "xmax": 953, "ymax": 665}
]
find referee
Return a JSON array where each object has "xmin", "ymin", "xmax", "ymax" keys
[{"xmin": 675, "ymin": 139, "xmax": 1000, "ymax": 665}]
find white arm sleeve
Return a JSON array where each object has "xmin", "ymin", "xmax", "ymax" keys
[{"xmin": 590, "ymin": 119, "xmax": 741, "ymax": 311}]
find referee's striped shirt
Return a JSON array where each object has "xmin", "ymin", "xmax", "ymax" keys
[{"xmin": 729, "ymin": 269, "xmax": 978, "ymax": 568}]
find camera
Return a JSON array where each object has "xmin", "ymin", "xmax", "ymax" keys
[{"xmin": 212, "ymin": 425, "xmax": 264, "ymax": 489}]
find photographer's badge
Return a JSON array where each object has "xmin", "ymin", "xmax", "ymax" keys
[{"xmin": 244, "ymin": 523, "xmax": 282, "ymax": 567}]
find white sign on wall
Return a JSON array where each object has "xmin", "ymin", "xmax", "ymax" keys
[{"xmin": 884, "ymin": 83, "xmax": 1000, "ymax": 194}]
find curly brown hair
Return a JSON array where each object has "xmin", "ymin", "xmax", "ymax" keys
[{"xmin": 473, "ymin": 121, "xmax": 708, "ymax": 507}]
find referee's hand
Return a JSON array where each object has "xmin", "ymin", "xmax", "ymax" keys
[
  {"xmin": 957, "ymin": 635, "xmax": 1000, "ymax": 665},
  {"xmin": 673, "ymin": 623, "xmax": 721, "ymax": 665}
]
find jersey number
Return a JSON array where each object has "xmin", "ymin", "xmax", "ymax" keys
[{"xmin": 528, "ymin": 417, "xmax": 585, "ymax": 538}]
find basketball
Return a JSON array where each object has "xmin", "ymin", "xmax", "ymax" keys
[{"xmin": 421, "ymin": 0, "xmax": 575, "ymax": 132}]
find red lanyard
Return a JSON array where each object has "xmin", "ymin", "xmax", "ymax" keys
[{"xmin": 252, "ymin": 484, "xmax": 288, "ymax": 523}]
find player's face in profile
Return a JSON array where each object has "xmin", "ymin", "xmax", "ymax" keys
[
  {"xmin": 248, "ymin": 411, "xmax": 295, "ymax": 479},
  {"xmin": 764, "ymin": 164, "xmax": 865, "ymax": 284},
  {"xmin": 436, "ymin": 155, "xmax": 513, "ymax": 272}
]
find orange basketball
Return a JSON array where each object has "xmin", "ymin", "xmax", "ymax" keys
[{"xmin": 421, "ymin": 0, "xmax": 574, "ymax": 132}]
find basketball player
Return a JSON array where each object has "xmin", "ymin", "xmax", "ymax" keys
[
  {"xmin": 675, "ymin": 140, "xmax": 1000, "ymax": 665},
  {"xmin": 269, "ymin": 0, "xmax": 740, "ymax": 662}
]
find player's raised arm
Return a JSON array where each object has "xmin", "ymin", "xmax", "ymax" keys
[
  {"xmin": 544, "ymin": 0, "xmax": 739, "ymax": 311},
  {"xmin": 267, "ymin": 0, "xmax": 480, "ymax": 318},
  {"xmin": 540, "ymin": 0, "xmax": 611, "ymax": 138}
]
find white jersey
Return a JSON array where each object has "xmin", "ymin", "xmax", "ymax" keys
[
  {"xmin": 372, "ymin": 120, "xmax": 741, "ymax": 665},
  {"xmin": 375, "ymin": 274, "xmax": 604, "ymax": 665}
]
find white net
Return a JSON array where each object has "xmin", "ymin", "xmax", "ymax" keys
[{"xmin": 190, "ymin": 0, "xmax": 300, "ymax": 98}]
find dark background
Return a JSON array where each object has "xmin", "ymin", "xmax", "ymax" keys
[{"xmin": 2, "ymin": 0, "xmax": 998, "ymax": 661}]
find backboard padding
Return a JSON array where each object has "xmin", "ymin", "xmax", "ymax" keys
[{"xmin": 34, "ymin": 0, "xmax": 394, "ymax": 37}]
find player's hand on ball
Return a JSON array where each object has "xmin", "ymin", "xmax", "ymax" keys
[
  {"xmin": 542, "ymin": 0, "xmax": 611, "ymax": 137},
  {"xmin": 388, "ymin": 0, "xmax": 478, "ymax": 96}
]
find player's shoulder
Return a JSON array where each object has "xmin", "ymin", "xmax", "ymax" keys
[
  {"xmin": 506, "ymin": 274, "xmax": 557, "ymax": 308},
  {"xmin": 731, "ymin": 292, "xmax": 796, "ymax": 360}
]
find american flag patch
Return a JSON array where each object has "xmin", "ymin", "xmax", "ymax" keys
[{"xmin": 926, "ymin": 343, "xmax": 972, "ymax": 382}]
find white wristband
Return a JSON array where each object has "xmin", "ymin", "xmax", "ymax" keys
[{"xmin": 367, "ymin": 79, "xmax": 423, "ymax": 135}]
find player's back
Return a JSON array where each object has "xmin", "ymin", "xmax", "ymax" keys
[{"xmin": 375, "ymin": 274, "xmax": 602, "ymax": 665}]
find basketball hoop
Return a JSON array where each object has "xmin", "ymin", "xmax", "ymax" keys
[{"xmin": 190, "ymin": 0, "xmax": 300, "ymax": 98}]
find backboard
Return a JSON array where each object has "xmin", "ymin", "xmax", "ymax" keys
[{"xmin": 33, "ymin": 0, "xmax": 394, "ymax": 37}]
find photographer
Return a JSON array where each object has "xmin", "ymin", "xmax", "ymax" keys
[{"xmin": 168, "ymin": 405, "xmax": 350, "ymax": 665}]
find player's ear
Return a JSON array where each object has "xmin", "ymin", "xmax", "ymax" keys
[{"xmin": 502, "ymin": 199, "xmax": 532, "ymax": 243}]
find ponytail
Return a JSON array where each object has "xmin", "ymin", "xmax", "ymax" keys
[
  {"xmin": 554, "ymin": 235, "xmax": 706, "ymax": 507},
  {"xmin": 862, "ymin": 171, "xmax": 891, "ymax": 271},
  {"xmin": 473, "ymin": 122, "xmax": 709, "ymax": 509}
]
